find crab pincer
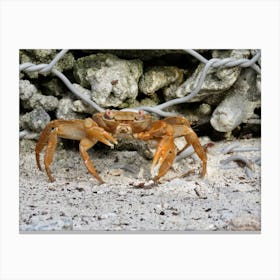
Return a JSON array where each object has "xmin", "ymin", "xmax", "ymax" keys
[
  {"xmin": 151, "ymin": 136, "xmax": 177, "ymax": 181},
  {"xmin": 135, "ymin": 121, "xmax": 177, "ymax": 181}
]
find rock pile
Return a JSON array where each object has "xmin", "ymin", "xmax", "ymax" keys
[{"xmin": 19, "ymin": 49, "xmax": 261, "ymax": 140}]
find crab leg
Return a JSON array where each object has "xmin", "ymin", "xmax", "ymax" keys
[
  {"xmin": 44, "ymin": 128, "xmax": 58, "ymax": 182},
  {"xmin": 79, "ymin": 138, "xmax": 104, "ymax": 184},
  {"xmin": 37, "ymin": 121, "xmax": 60, "ymax": 182},
  {"xmin": 184, "ymin": 128, "xmax": 207, "ymax": 177},
  {"xmin": 36, "ymin": 118, "xmax": 117, "ymax": 183},
  {"xmin": 35, "ymin": 120, "xmax": 83, "ymax": 172},
  {"xmin": 78, "ymin": 118, "xmax": 118, "ymax": 183},
  {"xmin": 135, "ymin": 121, "xmax": 177, "ymax": 181},
  {"xmin": 36, "ymin": 121, "xmax": 55, "ymax": 171},
  {"xmin": 151, "ymin": 135, "xmax": 177, "ymax": 181},
  {"xmin": 162, "ymin": 117, "xmax": 207, "ymax": 177}
]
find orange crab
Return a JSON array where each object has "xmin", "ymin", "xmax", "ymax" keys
[{"xmin": 36, "ymin": 110, "xmax": 207, "ymax": 183}]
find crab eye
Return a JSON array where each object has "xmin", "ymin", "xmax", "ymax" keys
[
  {"xmin": 136, "ymin": 110, "xmax": 145, "ymax": 120},
  {"xmin": 104, "ymin": 109, "xmax": 113, "ymax": 120}
]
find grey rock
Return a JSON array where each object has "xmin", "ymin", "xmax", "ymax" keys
[
  {"xmin": 210, "ymin": 69, "xmax": 261, "ymax": 132},
  {"xmin": 139, "ymin": 66, "xmax": 184, "ymax": 98},
  {"xmin": 56, "ymin": 98, "xmax": 82, "ymax": 120},
  {"xmin": 19, "ymin": 79, "xmax": 37, "ymax": 100},
  {"xmin": 175, "ymin": 49, "xmax": 251, "ymax": 102},
  {"xmin": 55, "ymin": 85, "xmax": 95, "ymax": 119},
  {"xmin": 115, "ymin": 140, "xmax": 153, "ymax": 160},
  {"xmin": 53, "ymin": 52, "xmax": 75, "ymax": 73},
  {"xmin": 197, "ymin": 103, "xmax": 212, "ymax": 116},
  {"xmin": 20, "ymin": 79, "xmax": 59, "ymax": 111},
  {"xmin": 172, "ymin": 103, "xmax": 212, "ymax": 126},
  {"xmin": 24, "ymin": 93, "xmax": 58, "ymax": 112},
  {"xmin": 72, "ymin": 100, "xmax": 94, "ymax": 114},
  {"xmin": 22, "ymin": 50, "xmax": 75, "ymax": 72},
  {"xmin": 22, "ymin": 94, "xmax": 58, "ymax": 112},
  {"xmin": 31, "ymin": 49, "xmax": 57, "ymax": 59},
  {"xmin": 126, "ymin": 96, "xmax": 160, "ymax": 109},
  {"xmin": 72, "ymin": 83, "xmax": 92, "ymax": 99},
  {"xmin": 20, "ymin": 49, "xmax": 75, "ymax": 78},
  {"xmin": 71, "ymin": 84, "xmax": 96, "ymax": 114},
  {"xmin": 20, "ymin": 107, "xmax": 50, "ymax": 132},
  {"xmin": 139, "ymin": 97, "xmax": 159, "ymax": 107},
  {"xmin": 73, "ymin": 53, "xmax": 143, "ymax": 108}
]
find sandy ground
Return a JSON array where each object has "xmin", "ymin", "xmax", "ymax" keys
[{"xmin": 19, "ymin": 137, "xmax": 261, "ymax": 232}]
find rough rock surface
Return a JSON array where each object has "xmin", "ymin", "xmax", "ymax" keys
[
  {"xmin": 175, "ymin": 49, "xmax": 251, "ymax": 102},
  {"xmin": 20, "ymin": 79, "xmax": 59, "ymax": 111},
  {"xmin": 210, "ymin": 69, "xmax": 261, "ymax": 132},
  {"xmin": 19, "ymin": 79, "xmax": 38, "ymax": 100},
  {"xmin": 139, "ymin": 66, "xmax": 184, "ymax": 98},
  {"xmin": 20, "ymin": 107, "xmax": 51, "ymax": 132},
  {"xmin": 19, "ymin": 138, "xmax": 261, "ymax": 232},
  {"xmin": 20, "ymin": 49, "xmax": 75, "ymax": 78},
  {"xmin": 56, "ymin": 98, "xmax": 83, "ymax": 120},
  {"xmin": 71, "ymin": 84, "xmax": 96, "ymax": 114},
  {"xmin": 19, "ymin": 49, "xmax": 261, "ymax": 137},
  {"xmin": 73, "ymin": 53, "xmax": 143, "ymax": 108},
  {"xmin": 55, "ymin": 84, "xmax": 96, "ymax": 120}
]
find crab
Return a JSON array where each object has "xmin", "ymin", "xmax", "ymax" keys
[{"xmin": 36, "ymin": 110, "xmax": 207, "ymax": 183}]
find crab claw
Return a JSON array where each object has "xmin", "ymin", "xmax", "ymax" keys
[
  {"xmin": 84, "ymin": 118, "xmax": 117, "ymax": 148},
  {"xmin": 90, "ymin": 127, "xmax": 117, "ymax": 148},
  {"xmin": 151, "ymin": 136, "xmax": 177, "ymax": 181}
]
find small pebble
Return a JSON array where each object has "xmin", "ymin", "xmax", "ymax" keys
[
  {"xmin": 144, "ymin": 180, "xmax": 155, "ymax": 187},
  {"xmin": 108, "ymin": 169, "xmax": 123, "ymax": 176}
]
